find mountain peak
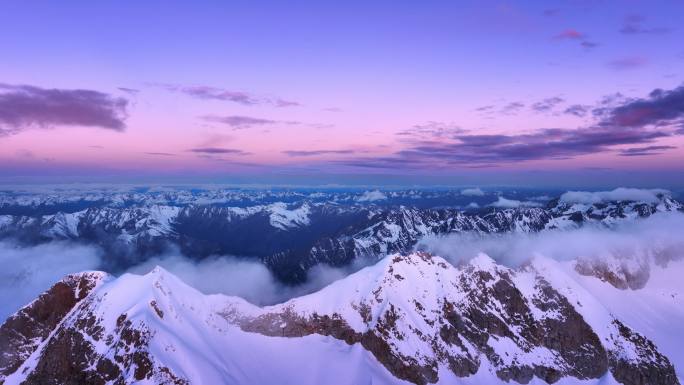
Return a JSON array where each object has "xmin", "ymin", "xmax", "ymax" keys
[{"xmin": 1, "ymin": 252, "xmax": 681, "ymax": 385}]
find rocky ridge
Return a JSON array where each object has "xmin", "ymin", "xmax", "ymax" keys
[{"xmin": 0, "ymin": 251, "xmax": 680, "ymax": 385}]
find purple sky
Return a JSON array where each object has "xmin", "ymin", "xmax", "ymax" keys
[{"xmin": 0, "ymin": 1, "xmax": 683, "ymax": 187}]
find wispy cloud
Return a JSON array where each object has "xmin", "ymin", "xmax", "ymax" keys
[
  {"xmin": 553, "ymin": 29, "xmax": 597, "ymax": 49},
  {"xmin": 554, "ymin": 29, "xmax": 584, "ymax": 40},
  {"xmin": 202, "ymin": 115, "xmax": 276, "ymax": 128},
  {"xmin": 531, "ymin": 97, "xmax": 564, "ymax": 113},
  {"xmin": 580, "ymin": 41, "xmax": 599, "ymax": 49},
  {"xmin": 282, "ymin": 149, "xmax": 356, "ymax": 157},
  {"xmin": 396, "ymin": 121, "xmax": 466, "ymax": 141},
  {"xmin": 188, "ymin": 147, "xmax": 251, "ymax": 155},
  {"xmin": 620, "ymin": 14, "xmax": 671, "ymax": 35},
  {"xmin": 564, "ymin": 104, "xmax": 590, "ymax": 117},
  {"xmin": 117, "ymin": 87, "xmax": 140, "ymax": 95},
  {"xmin": 607, "ymin": 56, "xmax": 648, "ymax": 70},
  {"xmin": 151, "ymin": 83, "xmax": 299, "ymax": 107},
  {"xmin": 145, "ymin": 152, "xmax": 176, "ymax": 156},
  {"xmin": 201, "ymin": 115, "xmax": 299, "ymax": 129},
  {"xmin": 501, "ymin": 102, "xmax": 525, "ymax": 115},
  {"xmin": 274, "ymin": 99, "xmax": 301, "ymax": 107},
  {"xmin": 542, "ymin": 9, "xmax": 559, "ymax": 17},
  {"xmin": 618, "ymin": 145, "xmax": 676, "ymax": 157},
  {"xmin": 0, "ymin": 83, "xmax": 128, "ymax": 136},
  {"xmin": 394, "ymin": 128, "xmax": 669, "ymax": 165}
]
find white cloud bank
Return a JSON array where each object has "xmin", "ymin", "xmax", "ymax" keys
[
  {"xmin": 489, "ymin": 197, "xmax": 542, "ymax": 208},
  {"xmin": 0, "ymin": 241, "xmax": 374, "ymax": 322},
  {"xmin": 560, "ymin": 188, "xmax": 670, "ymax": 205},
  {"xmin": 461, "ymin": 187, "xmax": 485, "ymax": 196},
  {"xmin": 126, "ymin": 254, "xmax": 373, "ymax": 306},
  {"xmin": 0, "ymin": 241, "xmax": 102, "ymax": 321},
  {"xmin": 416, "ymin": 212, "xmax": 684, "ymax": 267},
  {"xmin": 356, "ymin": 190, "xmax": 387, "ymax": 202}
]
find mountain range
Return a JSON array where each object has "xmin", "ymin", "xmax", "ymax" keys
[
  {"xmin": 0, "ymin": 189, "xmax": 681, "ymax": 283},
  {"xmin": 0, "ymin": 188, "xmax": 682, "ymax": 384}
]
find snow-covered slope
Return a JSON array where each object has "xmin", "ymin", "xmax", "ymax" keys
[{"xmin": 1, "ymin": 252, "xmax": 680, "ymax": 385}]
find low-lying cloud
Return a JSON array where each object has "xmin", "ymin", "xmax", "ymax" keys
[
  {"xmin": 125, "ymin": 253, "xmax": 374, "ymax": 306},
  {"xmin": 415, "ymin": 212, "xmax": 684, "ymax": 267},
  {"xmin": 489, "ymin": 197, "xmax": 542, "ymax": 208},
  {"xmin": 0, "ymin": 241, "xmax": 101, "ymax": 322},
  {"xmin": 0, "ymin": 239, "xmax": 376, "ymax": 317},
  {"xmin": 356, "ymin": 190, "xmax": 388, "ymax": 202},
  {"xmin": 560, "ymin": 187, "xmax": 669, "ymax": 204},
  {"xmin": 461, "ymin": 187, "xmax": 485, "ymax": 196}
]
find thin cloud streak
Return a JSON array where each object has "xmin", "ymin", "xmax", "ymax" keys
[
  {"xmin": 620, "ymin": 15, "xmax": 671, "ymax": 35},
  {"xmin": 283, "ymin": 150, "xmax": 356, "ymax": 157},
  {"xmin": 618, "ymin": 145, "xmax": 677, "ymax": 157},
  {"xmin": 188, "ymin": 147, "xmax": 251, "ymax": 155},
  {"xmin": 552, "ymin": 29, "xmax": 597, "ymax": 49},
  {"xmin": 201, "ymin": 115, "xmax": 298, "ymax": 129},
  {"xmin": 531, "ymin": 97, "xmax": 564, "ymax": 113},
  {"xmin": 607, "ymin": 56, "xmax": 648, "ymax": 70},
  {"xmin": 151, "ymin": 83, "xmax": 299, "ymax": 107}
]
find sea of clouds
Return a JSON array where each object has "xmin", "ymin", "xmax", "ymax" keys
[
  {"xmin": 415, "ymin": 211, "xmax": 684, "ymax": 267},
  {"xmin": 0, "ymin": 241, "xmax": 375, "ymax": 322},
  {"xmin": 0, "ymin": 187, "xmax": 681, "ymax": 323}
]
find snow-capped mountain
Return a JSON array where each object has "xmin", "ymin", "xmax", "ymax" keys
[
  {"xmin": 1, "ymin": 251, "xmax": 681, "ymax": 385},
  {"xmin": 0, "ymin": 191, "xmax": 681, "ymax": 283}
]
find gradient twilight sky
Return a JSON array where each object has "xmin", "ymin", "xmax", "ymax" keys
[{"xmin": 1, "ymin": 1, "xmax": 683, "ymax": 187}]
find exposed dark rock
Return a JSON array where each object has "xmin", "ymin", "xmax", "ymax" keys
[
  {"xmin": 575, "ymin": 258, "xmax": 650, "ymax": 290},
  {"xmin": 608, "ymin": 320, "xmax": 679, "ymax": 385},
  {"xmin": 0, "ymin": 272, "xmax": 103, "ymax": 382}
]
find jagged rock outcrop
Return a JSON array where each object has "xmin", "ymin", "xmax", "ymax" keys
[
  {"xmin": 0, "ymin": 272, "xmax": 106, "ymax": 383},
  {"xmin": 227, "ymin": 253, "xmax": 679, "ymax": 385},
  {"xmin": 0, "ymin": 253, "xmax": 680, "ymax": 385}
]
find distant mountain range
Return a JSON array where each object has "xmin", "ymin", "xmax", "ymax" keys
[{"xmin": 1, "ymin": 189, "xmax": 681, "ymax": 283}]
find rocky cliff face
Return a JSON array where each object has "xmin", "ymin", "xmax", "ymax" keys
[
  {"xmin": 228, "ymin": 253, "xmax": 679, "ymax": 385},
  {"xmin": 1, "ymin": 252, "xmax": 680, "ymax": 385},
  {"xmin": 0, "ymin": 272, "xmax": 107, "ymax": 383}
]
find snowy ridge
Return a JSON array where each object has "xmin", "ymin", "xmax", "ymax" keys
[{"xmin": 1, "ymin": 252, "xmax": 680, "ymax": 385}]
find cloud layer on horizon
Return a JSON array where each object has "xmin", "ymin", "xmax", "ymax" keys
[{"xmin": 335, "ymin": 84, "xmax": 684, "ymax": 171}]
